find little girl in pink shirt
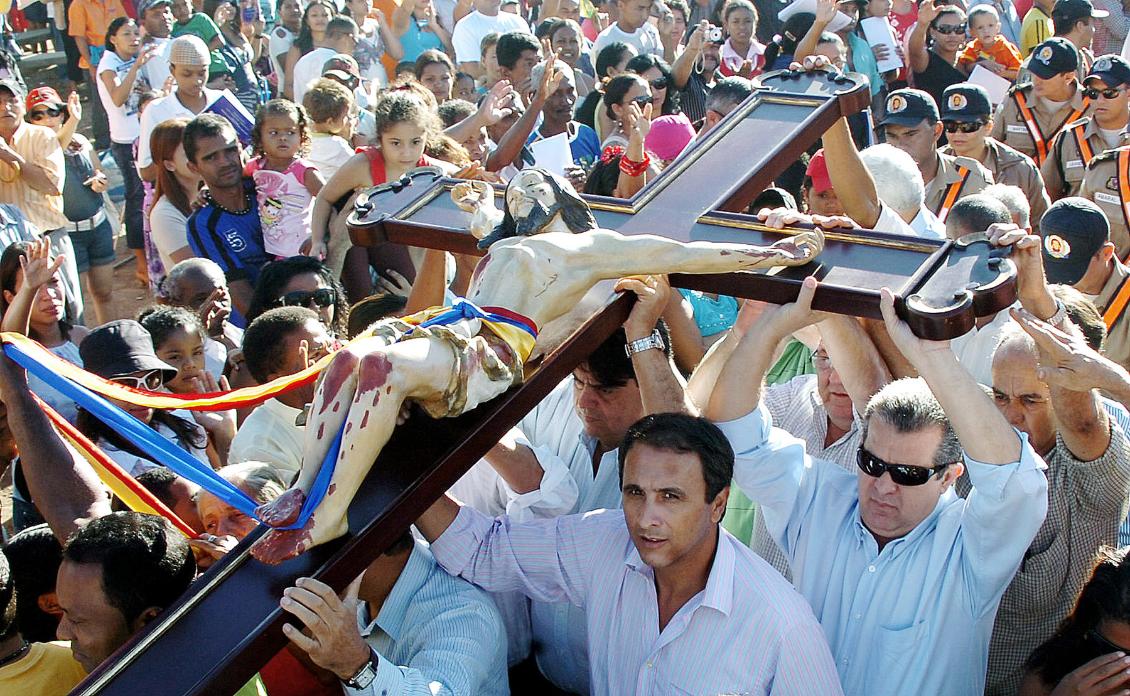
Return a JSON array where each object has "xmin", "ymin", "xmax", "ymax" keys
[{"xmin": 246, "ymin": 99, "xmax": 325, "ymax": 258}]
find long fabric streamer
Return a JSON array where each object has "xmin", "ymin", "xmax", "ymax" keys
[{"xmin": 3, "ymin": 339, "xmax": 341, "ymax": 531}]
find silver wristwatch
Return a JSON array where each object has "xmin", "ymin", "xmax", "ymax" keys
[
  {"xmin": 343, "ymin": 648, "xmax": 378, "ymax": 690},
  {"xmin": 625, "ymin": 329, "xmax": 666, "ymax": 357}
]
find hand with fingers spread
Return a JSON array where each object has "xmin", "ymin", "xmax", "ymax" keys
[
  {"xmin": 616, "ymin": 274, "xmax": 671, "ymax": 340},
  {"xmin": 625, "ymin": 101, "xmax": 652, "ymax": 144},
  {"xmin": 1049, "ymin": 652, "xmax": 1130, "ymax": 696},
  {"xmin": 376, "ymin": 269, "xmax": 412, "ymax": 299},
  {"xmin": 280, "ymin": 576, "xmax": 371, "ymax": 680},
  {"xmin": 476, "ymin": 80, "xmax": 515, "ymax": 127},
  {"xmin": 199, "ymin": 288, "xmax": 232, "ymax": 338},
  {"xmin": 533, "ymin": 54, "xmax": 565, "ymax": 106},
  {"xmin": 814, "ymin": 0, "xmax": 837, "ymax": 26},
  {"xmin": 18, "ymin": 238, "xmax": 64, "ymax": 292},
  {"xmin": 917, "ymin": 0, "xmax": 941, "ymax": 24}
]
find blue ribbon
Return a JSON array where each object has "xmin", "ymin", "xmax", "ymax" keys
[
  {"xmin": 3, "ymin": 342, "xmax": 339, "ymax": 532},
  {"xmin": 414, "ymin": 299, "xmax": 536, "ymax": 337}
]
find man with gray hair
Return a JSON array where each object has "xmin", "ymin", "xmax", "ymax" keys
[
  {"xmin": 980, "ymin": 221, "xmax": 1130, "ymax": 696},
  {"xmin": 982, "ymin": 182, "xmax": 1032, "ymax": 228},
  {"xmin": 526, "ymin": 60, "xmax": 602, "ymax": 168},
  {"xmin": 700, "ymin": 275, "xmax": 1048, "ymax": 695},
  {"xmin": 698, "ymin": 76, "xmax": 753, "ymax": 135}
]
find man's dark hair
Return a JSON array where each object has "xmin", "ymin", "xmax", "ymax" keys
[
  {"xmin": 3, "ymin": 524, "xmax": 63, "ymax": 642},
  {"xmin": 347, "ymin": 292, "xmax": 407, "ymax": 338},
  {"xmin": 134, "ymin": 467, "xmax": 183, "ymax": 512},
  {"xmin": 437, "ymin": 99, "xmax": 477, "ymax": 128},
  {"xmin": 595, "ymin": 41, "xmax": 633, "ymax": 80},
  {"xmin": 945, "ymin": 194, "xmax": 1011, "ymax": 236},
  {"xmin": 0, "ymin": 546, "xmax": 16, "ymax": 641},
  {"xmin": 1052, "ymin": 5, "xmax": 1089, "ymax": 36},
  {"xmin": 182, "ymin": 113, "xmax": 236, "ymax": 163},
  {"xmin": 62, "ymin": 512, "xmax": 195, "ymax": 625},
  {"xmin": 325, "ymin": 15, "xmax": 359, "ymax": 38},
  {"xmin": 478, "ymin": 171, "xmax": 597, "ymax": 248},
  {"xmin": 496, "ymin": 31, "xmax": 540, "ymax": 70},
  {"xmin": 706, "ymin": 76, "xmax": 754, "ymax": 116},
  {"xmin": 618, "ymin": 413, "xmax": 735, "ymax": 502},
  {"xmin": 242, "ymin": 306, "xmax": 320, "ymax": 383},
  {"xmin": 580, "ymin": 324, "xmax": 673, "ymax": 388}
]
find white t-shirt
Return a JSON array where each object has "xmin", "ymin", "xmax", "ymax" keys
[
  {"xmin": 96, "ymin": 50, "xmax": 143, "ymax": 144},
  {"xmin": 874, "ymin": 201, "xmax": 945, "ymax": 240},
  {"xmin": 308, "ymin": 132, "xmax": 354, "ymax": 180},
  {"xmin": 149, "ymin": 194, "xmax": 190, "ymax": 270},
  {"xmin": 268, "ymin": 25, "xmax": 295, "ymax": 88},
  {"xmin": 591, "ymin": 22, "xmax": 664, "ymax": 62},
  {"xmin": 292, "ymin": 47, "xmax": 337, "ymax": 106},
  {"xmin": 452, "ymin": 10, "xmax": 530, "ymax": 64},
  {"xmin": 140, "ymin": 37, "xmax": 173, "ymax": 95},
  {"xmin": 136, "ymin": 87, "xmax": 223, "ymax": 172}
]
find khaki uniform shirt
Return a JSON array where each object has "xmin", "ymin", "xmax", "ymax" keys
[
  {"xmin": 1080, "ymin": 146, "xmax": 1130, "ymax": 260},
  {"xmin": 941, "ymin": 137, "xmax": 1050, "ymax": 228},
  {"xmin": 1042, "ymin": 116, "xmax": 1130, "ymax": 200},
  {"xmin": 991, "ymin": 82, "xmax": 1093, "ymax": 164},
  {"xmin": 923, "ymin": 151, "xmax": 994, "ymax": 216},
  {"xmin": 1096, "ymin": 259, "xmax": 1130, "ymax": 370}
]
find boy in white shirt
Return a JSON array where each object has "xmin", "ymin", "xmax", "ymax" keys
[{"xmin": 303, "ymin": 78, "xmax": 355, "ymax": 180}]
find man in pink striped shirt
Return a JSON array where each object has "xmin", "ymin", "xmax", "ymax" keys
[{"xmin": 417, "ymin": 412, "xmax": 844, "ymax": 695}]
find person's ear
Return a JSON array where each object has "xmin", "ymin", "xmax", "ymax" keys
[
  {"xmin": 709, "ymin": 485, "xmax": 730, "ymax": 524},
  {"xmin": 939, "ymin": 461, "xmax": 964, "ymax": 492},
  {"xmin": 130, "ymin": 606, "xmax": 163, "ymax": 632},
  {"xmin": 1100, "ymin": 242, "xmax": 1116, "ymax": 263},
  {"xmin": 37, "ymin": 592, "xmax": 61, "ymax": 617},
  {"xmin": 932, "ymin": 121, "xmax": 943, "ymax": 142},
  {"xmin": 163, "ymin": 158, "xmax": 177, "ymax": 173}
]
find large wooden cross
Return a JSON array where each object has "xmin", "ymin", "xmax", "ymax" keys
[{"xmin": 77, "ymin": 69, "xmax": 1014, "ymax": 695}]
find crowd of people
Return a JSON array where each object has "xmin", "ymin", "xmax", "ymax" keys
[{"xmin": 2, "ymin": 0, "xmax": 1130, "ymax": 692}]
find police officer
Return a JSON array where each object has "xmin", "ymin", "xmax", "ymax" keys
[
  {"xmin": 939, "ymin": 83, "xmax": 1051, "ymax": 230},
  {"xmin": 992, "ymin": 37, "xmax": 1094, "ymax": 166},
  {"xmin": 879, "ymin": 88, "xmax": 994, "ymax": 221},
  {"xmin": 1040, "ymin": 197, "xmax": 1130, "ymax": 369},
  {"xmin": 1043, "ymin": 55, "xmax": 1130, "ymax": 200}
]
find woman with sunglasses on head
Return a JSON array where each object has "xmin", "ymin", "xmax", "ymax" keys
[
  {"xmin": 246, "ymin": 256, "xmax": 350, "ymax": 338},
  {"xmin": 26, "ymin": 87, "xmax": 115, "ymax": 326},
  {"xmin": 909, "ymin": 0, "xmax": 968, "ymax": 112},
  {"xmin": 1019, "ymin": 546, "xmax": 1130, "ymax": 695},
  {"xmin": 75, "ymin": 319, "xmax": 209, "ymax": 478}
]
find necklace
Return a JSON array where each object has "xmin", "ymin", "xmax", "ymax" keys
[
  {"xmin": 203, "ymin": 188, "xmax": 251, "ymax": 215},
  {"xmin": 0, "ymin": 640, "xmax": 29, "ymax": 669}
]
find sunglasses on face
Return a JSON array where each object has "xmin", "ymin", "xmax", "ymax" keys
[
  {"xmin": 943, "ymin": 120, "xmax": 986, "ymax": 133},
  {"xmin": 1083, "ymin": 86, "xmax": 1125, "ymax": 100},
  {"xmin": 29, "ymin": 106, "xmax": 62, "ymax": 121},
  {"xmin": 274, "ymin": 287, "xmax": 335, "ymax": 309},
  {"xmin": 857, "ymin": 446, "xmax": 949, "ymax": 486},
  {"xmin": 932, "ymin": 22, "xmax": 966, "ymax": 34},
  {"xmin": 113, "ymin": 371, "xmax": 165, "ymax": 391},
  {"xmin": 649, "ymin": 76, "xmax": 668, "ymax": 90},
  {"xmin": 630, "ymin": 94, "xmax": 653, "ymax": 108}
]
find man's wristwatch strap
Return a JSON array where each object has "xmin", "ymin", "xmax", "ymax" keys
[
  {"xmin": 625, "ymin": 328, "xmax": 666, "ymax": 357},
  {"xmin": 343, "ymin": 647, "xmax": 379, "ymax": 690}
]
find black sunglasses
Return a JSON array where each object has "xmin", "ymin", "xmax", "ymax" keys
[
  {"xmin": 30, "ymin": 106, "xmax": 62, "ymax": 120},
  {"xmin": 857, "ymin": 446, "xmax": 949, "ymax": 486},
  {"xmin": 943, "ymin": 120, "xmax": 986, "ymax": 133},
  {"xmin": 1083, "ymin": 86, "xmax": 1125, "ymax": 100},
  {"xmin": 275, "ymin": 287, "xmax": 335, "ymax": 309},
  {"xmin": 649, "ymin": 76, "xmax": 668, "ymax": 90},
  {"xmin": 630, "ymin": 94, "xmax": 653, "ymax": 107},
  {"xmin": 932, "ymin": 22, "xmax": 966, "ymax": 34}
]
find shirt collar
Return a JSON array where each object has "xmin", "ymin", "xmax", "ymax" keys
[
  {"xmin": 623, "ymin": 526, "xmax": 735, "ymax": 616},
  {"xmin": 358, "ymin": 542, "xmax": 431, "ymax": 643}
]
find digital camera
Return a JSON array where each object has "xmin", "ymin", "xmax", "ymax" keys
[{"xmin": 706, "ymin": 25, "xmax": 724, "ymax": 43}]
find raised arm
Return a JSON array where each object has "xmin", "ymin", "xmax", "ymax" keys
[
  {"xmin": 672, "ymin": 22, "xmax": 707, "ymax": 89},
  {"xmin": 908, "ymin": 0, "xmax": 938, "ymax": 74},
  {"xmin": 617, "ymin": 274, "xmax": 697, "ymax": 415},
  {"xmin": 794, "ymin": 0, "xmax": 838, "ymax": 62},
  {"xmin": 817, "ymin": 314, "xmax": 891, "ymax": 414},
  {"xmin": 822, "ymin": 115, "xmax": 881, "ymax": 228}
]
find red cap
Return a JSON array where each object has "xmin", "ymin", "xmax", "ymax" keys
[
  {"xmin": 26, "ymin": 86, "xmax": 63, "ymax": 113},
  {"xmin": 805, "ymin": 149, "xmax": 832, "ymax": 194}
]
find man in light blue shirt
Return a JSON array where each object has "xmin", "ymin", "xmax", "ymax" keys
[
  {"xmin": 278, "ymin": 532, "xmax": 509, "ymax": 695},
  {"xmin": 701, "ymin": 276, "xmax": 1049, "ymax": 696}
]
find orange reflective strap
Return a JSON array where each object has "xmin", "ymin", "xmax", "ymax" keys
[
  {"xmin": 1015, "ymin": 92, "xmax": 1048, "ymax": 164},
  {"xmin": 1103, "ymin": 276, "xmax": 1130, "ymax": 330},
  {"xmin": 1120, "ymin": 149, "xmax": 1130, "ymax": 261},
  {"xmin": 1073, "ymin": 122, "xmax": 1096, "ymax": 167},
  {"xmin": 936, "ymin": 166, "xmax": 971, "ymax": 222}
]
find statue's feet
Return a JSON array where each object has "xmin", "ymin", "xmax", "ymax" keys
[
  {"xmin": 250, "ymin": 522, "xmax": 315, "ymax": 565},
  {"xmin": 255, "ymin": 488, "xmax": 306, "ymax": 528}
]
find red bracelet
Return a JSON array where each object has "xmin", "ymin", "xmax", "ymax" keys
[{"xmin": 619, "ymin": 152, "xmax": 650, "ymax": 177}]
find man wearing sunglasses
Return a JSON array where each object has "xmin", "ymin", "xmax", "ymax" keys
[
  {"xmin": 878, "ymin": 88, "xmax": 994, "ymax": 222},
  {"xmin": 1044, "ymin": 55, "xmax": 1130, "ymax": 201},
  {"xmin": 703, "ymin": 276, "xmax": 1048, "ymax": 696},
  {"xmin": 938, "ymin": 84, "xmax": 1051, "ymax": 230}
]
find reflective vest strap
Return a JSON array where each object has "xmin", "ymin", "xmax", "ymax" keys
[
  {"xmin": 1119, "ymin": 148, "xmax": 1130, "ymax": 263},
  {"xmin": 1015, "ymin": 92, "xmax": 1048, "ymax": 164},
  {"xmin": 1073, "ymin": 123, "xmax": 1096, "ymax": 167},
  {"xmin": 937, "ymin": 166, "xmax": 971, "ymax": 222},
  {"xmin": 1103, "ymin": 275, "xmax": 1130, "ymax": 330}
]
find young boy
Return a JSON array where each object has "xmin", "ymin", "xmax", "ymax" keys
[
  {"xmin": 303, "ymin": 78, "xmax": 356, "ymax": 179},
  {"xmin": 170, "ymin": 0, "xmax": 225, "ymax": 51},
  {"xmin": 960, "ymin": 5, "xmax": 1022, "ymax": 80}
]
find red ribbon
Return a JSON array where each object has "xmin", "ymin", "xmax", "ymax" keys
[{"xmin": 600, "ymin": 145, "xmax": 624, "ymax": 164}]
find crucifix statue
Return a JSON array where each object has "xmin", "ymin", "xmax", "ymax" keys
[
  {"xmin": 79, "ymin": 67, "xmax": 1017, "ymax": 696},
  {"xmin": 250, "ymin": 168, "xmax": 824, "ymax": 564}
]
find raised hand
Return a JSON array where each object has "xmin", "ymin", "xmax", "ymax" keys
[
  {"xmin": 535, "ymin": 54, "xmax": 564, "ymax": 104},
  {"xmin": 66, "ymin": 91, "xmax": 81, "ymax": 122},
  {"xmin": 625, "ymin": 101, "xmax": 652, "ymax": 143},
  {"xmin": 376, "ymin": 269, "xmax": 412, "ymax": 298},
  {"xmin": 815, "ymin": 0, "xmax": 837, "ymax": 25},
  {"xmin": 616, "ymin": 274, "xmax": 671, "ymax": 338},
  {"xmin": 768, "ymin": 228, "xmax": 824, "ymax": 265},
  {"xmin": 281, "ymin": 576, "xmax": 371, "ymax": 680},
  {"xmin": 475, "ymin": 79, "xmax": 515, "ymax": 126},
  {"xmin": 18, "ymin": 238, "xmax": 63, "ymax": 291},
  {"xmin": 917, "ymin": 0, "xmax": 940, "ymax": 26},
  {"xmin": 879, "ymin": 285, "xmax": 950, "ymax": 359},
  {"xmin": 1012, "ymin": 308, "xmax": 1128, "ymax": 393},
  {"xmin": 1047, "ymin": 652, "xmax": 1130, "ymax": 696},
  {"xmin": 198, "ymin": 287, "xmax": 231, "ymax": 337},
  {"xmin": 687, "ymin": 20, "xmax": 708, "ymax": 54}
]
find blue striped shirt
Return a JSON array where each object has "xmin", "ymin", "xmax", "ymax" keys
[
  {"xmin": 722, "ymin": 404, "xmax": 1048, "ymax": 696},
  {"xmin": 185, "ymin": 180, "xmax": 269, "ymax": 286},
  {"xmin": 430, "ymin": 506, "xmax": 844, "ymax": 695},
  {"xmin": 346, "ymin": 540, "xmax": 509, "ymax": 696}
]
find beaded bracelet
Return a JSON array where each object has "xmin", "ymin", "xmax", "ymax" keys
[{"xmin": 619, "ymin": 152, "xmax": 649, "ymax": 178}]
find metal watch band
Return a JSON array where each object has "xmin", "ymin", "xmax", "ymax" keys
[{"xmin": 624, "ymin": 329, "xmax": 665, "ymax": 357}]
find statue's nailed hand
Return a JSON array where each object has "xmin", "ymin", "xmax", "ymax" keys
[
  {"xmin": 452, "ymin": 179, "xmax": 493, "ymax": 213},
  {"xmin": 768, "ymin": 228, "xmax": 824, "ymax": 266}
]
